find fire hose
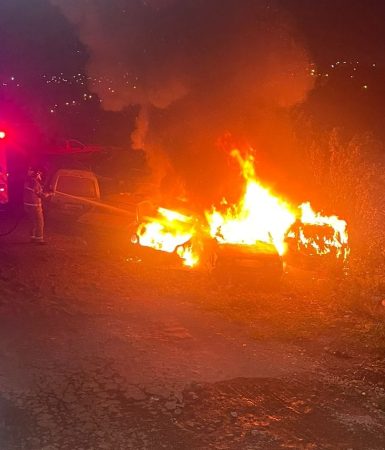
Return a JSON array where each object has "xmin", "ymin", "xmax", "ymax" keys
[
  {"xmin": 0, "ymin": 192, "xmax": 134, "ymax": 237},
  {"xmin": 0, "ymin": 213, "xmax": 24, "ymax": 236},
  {"xmin": 54, "ymin": 191, "xmax": 135, "ymax": 215}
]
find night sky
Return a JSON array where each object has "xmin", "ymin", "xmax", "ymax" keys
[
  {"xmin": 1, "ymin": 0, "xmax": 385, "ymax": 76},
  {"xmin": 282, "ymin": 0, "xmax": 385, "ymax": 66},
  {"xmin": 1, "ymin": 0, "xmax": 385, "ymax": 177}
]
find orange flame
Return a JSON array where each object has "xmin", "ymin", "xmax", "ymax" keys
[
  {"xmin": 297, "ymin": 202, "xmax": 349, "ymax": 259},
  {"xmin": 135, "ymin": 147, "xmax": 349, "ymax": 266},
  {"xmin": 206, "ymin": 150, "xmax": 296, "ymax": 255},
  {"xmin": 136, "ymin": 207, "xmax": 199, "ymax": 267}
]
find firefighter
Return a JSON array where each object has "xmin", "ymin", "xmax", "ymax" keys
[{"xmin": 23, "ymin": 167, "xmax": 51, "ymax": 244}]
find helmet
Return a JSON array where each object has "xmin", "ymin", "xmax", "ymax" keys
[{"xmin": 28, "ymin": 167, "xmax": 43, "ymax": 180}]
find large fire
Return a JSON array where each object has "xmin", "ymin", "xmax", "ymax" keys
[
  {"xmin": 135, "ymin": 147, "xmax": 349, "ymax": 268},
  {"xmin": 206, "ymin": 150, "xmax": 296, "ymax": 256}
]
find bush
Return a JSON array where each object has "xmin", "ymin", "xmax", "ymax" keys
[{"xmin": 297, "ymin": 127, "xmax": 385, "ymax": 273}]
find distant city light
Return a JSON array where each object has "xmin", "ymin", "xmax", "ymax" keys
[{"xmin": 0, "ymin": 59, "xmax": 377, "ymax": 118}]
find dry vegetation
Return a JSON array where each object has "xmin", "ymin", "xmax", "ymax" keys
[{"xmin": 289, "ymin": 126, "xmax": 385, "ymax": 349}]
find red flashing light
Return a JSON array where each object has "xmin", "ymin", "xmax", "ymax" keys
[{"xmin": 0, "ymin": 131, "xmax": 6, "ymax": 139}]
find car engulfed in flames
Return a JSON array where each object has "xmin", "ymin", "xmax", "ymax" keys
[
  {"xmin": 132, "ymin": 206, "xmax": 200, "ymax": 268},
  {"xmin": 131, "ymin": 148, "xmax": 349, "ymax": 279}
]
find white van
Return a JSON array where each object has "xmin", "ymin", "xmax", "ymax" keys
[{"xmin": 49, "ymin": 169, "xmax": 100, "ymax": 216}]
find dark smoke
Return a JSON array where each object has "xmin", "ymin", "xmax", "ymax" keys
[{"xmin": 51, "ymin": 0, "xmax": 314, "ymax": 206}]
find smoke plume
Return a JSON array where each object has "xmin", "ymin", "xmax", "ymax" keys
[{"xmin": 51, "ymin": 0, "xmax": 314, "ymax": 206}]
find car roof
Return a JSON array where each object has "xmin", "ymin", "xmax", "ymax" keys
[{"xmin": 54, "ymin": 169, "xmax": 97, "ymax": 178}]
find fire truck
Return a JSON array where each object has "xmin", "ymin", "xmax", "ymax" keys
[{"xmin": 0, "ymin": 130, "xmax": 8, "ymax": 204}]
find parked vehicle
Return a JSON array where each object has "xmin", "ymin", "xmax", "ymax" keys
[
  {"xmin": 46, "ymin": 168, "xmax": 143, "ymax": 239},
  {"xmin": 46, "ymin": 139, "xmax": 104, "ymax": 155},
  {"xmin": 48, "ymin": 169, "xmax": 100, "ymax": 216},
  {"xmin": 211, "ymin": 241, "xmax": 283, "ymax": 284},
  {"xmin": 130, "ymin": 200, "xmax": 284, "ymax": 282},
  {"xmin": 0, "ymin": 131, "xmax": 9, "ymax": 204}
]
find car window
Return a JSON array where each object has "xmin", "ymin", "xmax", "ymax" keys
[{"xmin": 56, "ymin": 176, "xmax": 97, "ymax": 198}]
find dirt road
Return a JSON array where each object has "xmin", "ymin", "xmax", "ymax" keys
[{"xmin": 0, "ymin": 219, "xmax": 385, "ymax": 449}]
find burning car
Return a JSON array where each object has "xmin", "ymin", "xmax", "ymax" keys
[
  {"xmin": 130, "ymin": 147, "xmax": 349, "ymax": 281},
  {"xmin": 210, "ymin": 241, "xmax": 283, "ymax": 284},
  {"xmin": 130, "ymin": 204, "xmax": 201, "ymax": 268},
  {"xmin": 285, "ymin": 203, "xmax": 349, "ymax": 270},
  {"xmin": 130, "ymin": 199, "xmax": 285, "ymax": 284}
]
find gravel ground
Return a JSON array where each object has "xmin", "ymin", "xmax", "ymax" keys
[{"xmin": 0, "ymin": 217, "xmax": 385, "ymax": 449}]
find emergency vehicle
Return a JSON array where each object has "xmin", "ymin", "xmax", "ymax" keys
[{"xmin": 0, "ymin": 130, "xmax": 8, "ymax": 204}]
